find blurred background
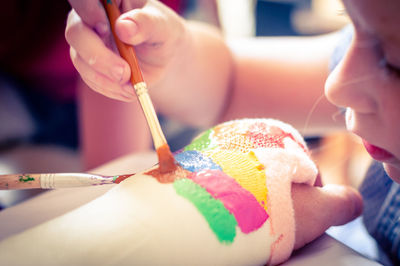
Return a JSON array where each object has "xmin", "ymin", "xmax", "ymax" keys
[
  {"xmin": 0, "ymin": 0, "xmax": 361, "ymax": 208},
  {"xmin": 0, "ymin": 0, "xmax": 377, "ymax": 261},
  {"xmin": 0, "ymin": 1, "xmax": 373, "ymax": 257}
]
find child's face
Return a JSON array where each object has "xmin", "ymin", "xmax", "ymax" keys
[{"xmin": 325, "ymin": 0, "xmax": 400, "ymax": 182}]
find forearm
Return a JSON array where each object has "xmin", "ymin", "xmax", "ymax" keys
[
  {"xmin": 79, "ymin": 80, "xmax": 151, "ymax": 170},
  {"xmin": 222, "ymin": 33, "xmax": 343, "ymax": 135},
  {"xmin": 0, "ymin": 118, "xmax": 317, "ymax": 266},
  {"xmin": 0, "ymin": 118, "xmax": 360, "ymax": 265},
  {"xmin": 153, "ymin": 27, "xmax": 342, "ymax": 134},
  {"xmin": 0, "ymin": 173, "xmax": 272, "ymax": 265},
  {"xmin": 152, "ymin": 21, "xmax": 234, "ymax": 127}
]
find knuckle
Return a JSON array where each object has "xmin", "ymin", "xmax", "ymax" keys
[
  {"xmin": 87, "ymin": 55, "xmax": 98, "ymax": 66},
  {"xmin": 89, "ymin": 71, "xmax": 103, "ymax": 84}
]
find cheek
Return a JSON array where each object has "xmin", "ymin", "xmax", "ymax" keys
[
  {"xmin": 386, "ymin": 128, "xmax": 400, "ymax": 164},
  {"xmin": 380, "ymin": 83, "xmax": 400, "ymax": 147},
  {"xmin": 383, "ymin": 163, "xmax": 400, "ymax": 184}
]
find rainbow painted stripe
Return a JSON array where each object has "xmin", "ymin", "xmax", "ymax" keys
[{"xmin": 172, "ymin": 119, "xmax": 305, "ymax": 243}]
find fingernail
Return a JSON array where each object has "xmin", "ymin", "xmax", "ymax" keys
[
  {"xmin": 111, "ymin": 66, "xmax": 124, "ymax": 82},
  {"xmin": 95, "ymin": 22, "xmax": 109, "ymax": 36}
]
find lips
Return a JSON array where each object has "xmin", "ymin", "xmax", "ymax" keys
[{"xmin": 362, "ymin": 140, "xmax": 394, "ymax": 162}]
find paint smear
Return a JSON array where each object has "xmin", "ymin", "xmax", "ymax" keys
[
  {"xmin": 184, "ymin": 129, "xmax": 215, "ymax": 151},
  {"xmin": 145, "ymin": 166, "xmax": 190, "ymax": 183},
  {"xmin": 189, "ymin": 169, "xmax": 268, "ymax": 233},
  {"xmin": 248, "ymin": 124, "xmax": 307, "ymax": 152},
  {"xmin": 174, "ymin": 178, "xmax": 237, "ymax": 243},
  {"xmin": 210, "ymin": 120, "xmax": 307, "ymax": 153},
  {"xmin": 204, "ymin": 149, "xmax": 268, "ymax": 211},
  {"xmin": 19, "ymin": 175, "xmax": 35, "ymax": 183},
  {"xmin": 175, "ymin": 150, "xmax": 222, "ymax": 172},
  {"xmin": 113, "ymin": 174, "xmax": 133, "ymax": 184},
  {"xmin": 156, "ymin": 143, "xmax": 178, "ymax": 173},
  {"xmin": 161, "ymin": 120, "xmax": 305, "ymax": 244}
]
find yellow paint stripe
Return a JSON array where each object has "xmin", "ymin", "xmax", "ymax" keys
[{"xmin": 204, "ymin": 149, "xmax": 268, "ymax": 211}]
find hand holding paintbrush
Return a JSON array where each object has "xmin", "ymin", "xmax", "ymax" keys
[
  {"xmin": 101, "ymin": 0, "xmax": 177, "ymax": 174},
  {"xmin": 0, "ymin": 1, "xmax": 181, "ymax": 191}
]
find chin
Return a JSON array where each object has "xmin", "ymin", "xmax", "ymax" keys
[{"xmin": 383, "ymin": 163, "xmax": 400, "ymax": 184}]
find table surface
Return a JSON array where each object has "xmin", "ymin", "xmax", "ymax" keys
[{"xmin": 0, "ymin": 151, "xmax": 381, "ymax": 265}]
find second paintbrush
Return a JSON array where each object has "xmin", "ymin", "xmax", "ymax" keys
[{"xmin": 0, "ymin": 173, "xmax": 133, "ymax": 190}]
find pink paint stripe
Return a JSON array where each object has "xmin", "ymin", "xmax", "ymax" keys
[{"xmin": 188, "ymin": 169, "xmax": 268, "ymax": 233}]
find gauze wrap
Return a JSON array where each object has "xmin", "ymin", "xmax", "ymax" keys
[{"xmin": 173, "ymin": 118, "xmax": 318, "ymax": 265}]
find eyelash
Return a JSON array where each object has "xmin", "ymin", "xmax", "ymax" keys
[
  {"xmin": 386, "ymin": 63, "xmax": 400, "ymax": 77},
  {"xmin": 380, "ymin": 58, "xmax": 400, "ymax": 78}
]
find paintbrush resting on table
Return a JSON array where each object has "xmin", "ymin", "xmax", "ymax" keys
[
  {"xmin": 0, "ymin": 173, "xmax": 132, "ymax": 190},
  {"xmin": 102, "ymin": 0, "xmax": 177, "ymax": 173}
]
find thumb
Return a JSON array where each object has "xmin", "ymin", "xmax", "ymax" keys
[
  {"xmin": 114, "ymin": 1, "xmax": 183, "ymax": 46},
  {"xmin": 292, "ymin": 183, "xmax": 363, "ymax": 250}
]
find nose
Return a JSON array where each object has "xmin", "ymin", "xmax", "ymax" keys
[{"xmin": 325, "ymin": 39, "xmax": 379, "ymax": 114}]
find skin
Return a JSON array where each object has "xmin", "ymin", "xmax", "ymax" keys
[
  {"xmin": 0, "ymin": 175, "xmax": 361, "ymax": 265},
  {"xmin": 325, "ymin": 0, "xmax": 400, "ymax": 183},
  {"xmin": 66, "ymin": 0, "xmax": 339, "ymax": 131},
  {"xmin": 0, "ymin": 126, "xmax": 362, "ymax": 265},
  {"xmin": 78, "ymin": 82, "xmax": 151, "ymax": 169},
  {"xmin": 64, "ymin": 0, "xmax": 374, "ymax": 255}
]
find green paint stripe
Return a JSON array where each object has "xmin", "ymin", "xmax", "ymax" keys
[
  {"xmin": 174, "ymin": 178, "xmax": 237, "ymax": 243},
  {"xmin": 184, "ymin": 129, "xmax": 214, "ymax": 151}
]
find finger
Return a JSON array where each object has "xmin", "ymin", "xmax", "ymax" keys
[
  {"xmin": 292, "ymin": 183, "xmax": 363, "ymax": 250},
  {"xmin": 114, "ymin": 3, "xmax": 184, "ymax": 67},
  {"xmin": 85, "ymin": 79, "xmax": 135, "ymax": 102},
  {"xmin": 121, "ymin": 0, "xmax": 147, "ymax": 11},
  {"xmin": 66, "ymin": 10, "xmax": 131, "ymax": 84},
  {"xmin": 115, "ymin": 2, "xmax": 182, "ymax": 47},
  {"xmin": 70, "ymin": 48, "xmax": 136, "ymax": 102},
  {"xmin": 68, "ymin": 0, "xmax": 109, "ymax": 35}
]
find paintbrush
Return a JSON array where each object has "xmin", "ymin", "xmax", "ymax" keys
[
  {"xmin": 0, "ymin": 173, "xmax": 133, "ymax": 190},
  {"xmin": 102, "ymin": 0, "xmax": 177, "ymax": 173}
]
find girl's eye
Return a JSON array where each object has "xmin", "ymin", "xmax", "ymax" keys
[
  {"xmin": 381, "ymin": 58, "xmax": 400, "ymax": 78},
  {"xmin": 386, "ymin": 63, "xmax": 400, "ymax": 76},
  {"xmin": 386, "ymin": 63, "xmax": 400, "ymax": 78}
]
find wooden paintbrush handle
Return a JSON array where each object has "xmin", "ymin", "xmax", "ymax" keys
[
  {"xmin": 101, "ymin": 0, "xmax": 167, "ymax": 148},
  {"xmin": 0, "ymin": 174, "xmax": 41, "ymax": 190},
  {"xmin": 101, "ymin": 0, "xmax": 176, "ymax": 172},
  {"xmin": 102, "ymin": 0, "xmax": 144, "ymax": 85},
  {"xmin": 0, "ymin": 173, "xmax": 119, "ymax": 190}
]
